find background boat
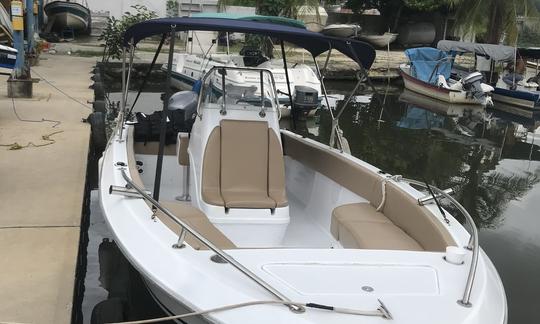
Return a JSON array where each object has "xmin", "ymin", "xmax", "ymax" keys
[
  {"xmin": 0, "ymin": 3, "xmax": 13, "ymax": 44},
  {"xmin": 44, "ymin": 0, "xmax": 91, "ymax": 34},
  {"xmin": 321, "ymin": 24, "xmax": 361, "ymax": 38},
  {"xmin": 357, "ymin": 32, "xmax": 398, "ymax": 48}
]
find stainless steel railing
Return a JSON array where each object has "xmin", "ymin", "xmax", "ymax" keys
[
  {"xmin": 111, "ymin": 168, "xmax": 304, "ymax": 313},
  {"xmin": 402, "ymin": 178, "xmax": 478, "ymax": 307}
]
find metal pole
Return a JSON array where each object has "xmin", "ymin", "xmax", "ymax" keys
[
  {"xmin": 153, "ymin": 26, "xmax": 176, "ymax": 202},
  {"xmin": 280, "ymin": 40, "xmax": 295, "ymax": 129},
  {"xmin": 118, "ymin": 169, "xmax": 304, "ymax": 313},
  {"xmin": 118, "ymin": 48, "xmax": 126, "ymax": 138},
  {"xmin": 38, "ymin": 0, "xmax": 44, "ymax": 30},
  {"xmin": 26, "ymin": 0, "xmax": 35, "ymax": 53}
]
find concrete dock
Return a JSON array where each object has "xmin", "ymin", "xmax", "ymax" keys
[{"xmin": 0, "ymin": 54, "xmax": 93, "ymax": 323}]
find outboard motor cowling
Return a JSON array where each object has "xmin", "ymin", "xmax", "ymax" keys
[
  {"xmin": 168, "ymin": 91, "xmax": 198, "ymax": 132},
  {"xmin": 462, "ymin": 72, "xmax": 487, "ymax": 101}
]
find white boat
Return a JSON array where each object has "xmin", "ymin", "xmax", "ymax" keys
[
  {"xmin": 321, "ymin": 24, "xmax": 361, "ymax": 38},
  {"xmin": 357, "ymin": 32, "xmax": 397, "ymax": 48},
  {"xmin": 44, "ymin": 0, "xmax": 91, "ymax": 33},
  {"xmin": 165, "ymin": 52, "xmax": 322, "ymax": 103},
  {"xmin": 100, "ymin": 17, "xmax": 507, "ymax": 324},
  {"xmin": 0, "ymin": 44, "xmax": 17, "ymax": 73},
  {"xmin": 400, "ymin": 47, "xmax": 494, "ymax": 106}
]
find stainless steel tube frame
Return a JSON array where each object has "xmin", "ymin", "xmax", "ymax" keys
[
  {"xmin": 114, "ymin": 168, "xmax": 303, "ymax": 313},
  {"xmin": 402, "ymin": 178, "xmax": 478, "ymax": 307}
]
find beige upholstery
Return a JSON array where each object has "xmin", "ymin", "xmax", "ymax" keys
[
  {"xmin": 127, "ymin": 128, "xmax": 234, "ymax": 250},
  {"xmin": 156, "ymin": 201, "xmax": 236, "ymax": 250},
  {"xmin": 282, "ymin": 132, "xmax": 456, "ymax": 252},
  {"xmin": 177, "ymin": 132, "xmax": 190, "ymax": 166},
  {"xmin": 202, "ymin": 127, "xmax": 224, "ymax": 206},
  {"xmin": 331, "ymin": 203, "xmax": 424, "ymax": 251},
  {"xmin": 201, "ymin": 120, "xmax": 288, "ymax": 209},
  {"xmin": 134, "ymin": 141, "xmax": 177, "ymax": 156},
  {"xmin": 282, "ymin": 133, "xmax": 383, "ymax": 208}
]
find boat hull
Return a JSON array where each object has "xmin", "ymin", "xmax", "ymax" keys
[
  {"xmin": 358, "ymin": 33, "xmax": 397, "ymax": 48},
  {"xmin": 0, "ymin": 45, "xmax": 17, "ymax": 71},
  {"xmin": 400, "ymin": 65, "xmax": 487, "ymax": 105},
  {"xmin": 44, "ymin": 1, "xmax": 90, "ymax": 32},
  {"xmin": 492, "ymin": 87, "xmax": 540, "ymax": 110}
]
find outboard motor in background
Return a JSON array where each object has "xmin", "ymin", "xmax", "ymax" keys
[
  {"xmin": 134, "ymin": 90, "xmax": 198, "ymax": 144},
  {"xmin": 291, "ymin": 86, "xmax": 319, "ymax": 131},
  {"xmin": 462, "ymin": 72, "xmax": 489, "ymax": 102},
  {"xmin": 168, "ymin": 90, "xmax": 198, "ymax": 132}
]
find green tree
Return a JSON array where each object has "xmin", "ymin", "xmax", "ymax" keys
[
  {"xmin": 447, "ymin": 0, "xmax": 539, "ymax": 44},
  {"xmin": 99, "ymin": 5, "xmax": 157, "ymax": 62}
]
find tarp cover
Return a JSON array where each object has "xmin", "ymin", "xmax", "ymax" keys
[
  {"xmin": 123, "ymin": 17, "xmax": 376, "ymax": 68},
  {"xmin": 437, "ymin": 40, "xmax": 515, "ymax": 62},
  {"xmin": 405, "ymin": 47, "xmax": 451, "ymax": 84}
]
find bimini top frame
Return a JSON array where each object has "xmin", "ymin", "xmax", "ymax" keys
[{"xmin": 122, "ymin": 17, "xmax": 376, "ymax": 69}]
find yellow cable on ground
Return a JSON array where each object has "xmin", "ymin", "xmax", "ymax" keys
[{"xmin": 0, "ymin": 130, "xmax": 64, "ymax": 150}]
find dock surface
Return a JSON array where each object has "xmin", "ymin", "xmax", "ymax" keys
[{"xmin": 0, "ymin": 54, "xmax": 93, "ymax": 323}]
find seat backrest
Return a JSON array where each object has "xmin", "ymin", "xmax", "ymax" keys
[
  {"xmin": 220, "ymin": 120, "xmax": 269, "ymax": 196},
  {"xmin": 201, "ymin": 120, "xmax": 287, "ymax": 208}
]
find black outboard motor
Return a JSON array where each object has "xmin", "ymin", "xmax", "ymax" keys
[
  {"xmin": 168, "ymin": 90, "xmax": 199, "ymax": 132},
  {"xmin": 462, "ymin": 72, "xmax": 486, "ymax": 101},
  {"xmin": 291, "ymin": 86, "xmax": 319, "ymax": 132}
]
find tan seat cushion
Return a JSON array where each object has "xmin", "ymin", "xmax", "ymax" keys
[
  {"xmin": 331, "ymin": 203, "xmax": 423, "ymax": 251},
  {"xmin": 220, "ymin": 120, "xmax": 275, "ymax": 208},
  {"xmin": 201, "ymin": 120, "xmax": 288, "ymax": 209},
  {"xmin": 156, "ymin": 201, "xmax": 236, "ymax": 250}
]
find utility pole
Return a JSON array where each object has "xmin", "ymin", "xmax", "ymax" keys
[
  {"xmin": 25, "ymin": 0, "xmax": 35, "ymax": 53},
  {"xmin": 8, "ymin": 0, "xmax": 34, "ymax": 98},
  {"xmin": 10, "ymin": 0, "xmax": 25, "ymax": 79}
]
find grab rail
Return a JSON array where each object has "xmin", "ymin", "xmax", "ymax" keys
[
  {"xmin": 402, "ymin": 178, "xmax": 478, "ymax": 307},
  {"xmin": 113, "ymin": 168, "xmax": 304, "ymax": 314},
  {"xmin": 195, "ymin": 66, "xmax": 281, "ymax": 117}
]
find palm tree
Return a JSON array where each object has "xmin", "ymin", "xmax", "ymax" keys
[{"xmin": 447, "ymin": 0, "xmax": 539, "ymax": 44}]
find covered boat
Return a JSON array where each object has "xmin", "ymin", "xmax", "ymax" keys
[
  {"xmin": 44, "ymin": 0, "xmax": 91, "ymax": 34},
  {"xmin": 437, "ymin": 41, "xmax": 540, "ymax": 115},
  {"xmin": 99, "ymin": 17, "xmax": 507, "ymax": 324},
  {"xmin": 400, "ymin": 47, "xmax": 494, "ymax": 105}
]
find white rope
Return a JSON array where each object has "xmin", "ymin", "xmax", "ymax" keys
[
  {"xmin": 376, "ymin": 175, "xmax": 402, "ymax": 212},
  {"xmin": 107, "ymin": 300, "xmax": 387, "ymax": 324}
]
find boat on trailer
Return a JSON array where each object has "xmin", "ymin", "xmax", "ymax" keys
[
  {"xmin": 437, "ymin": 41, "xmax": 540, "ymax": 116},
  {"xmin": 100, "ymin": 17, "xmax": 507, "ymax": 324},
  {"xmin": 400, "ymin": 47, "xmax": 494, "ymax": 106}
]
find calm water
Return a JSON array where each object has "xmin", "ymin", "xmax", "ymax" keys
[{"xmin": 82, "ymin": 79, "xmax": 540, "ymax": 323}]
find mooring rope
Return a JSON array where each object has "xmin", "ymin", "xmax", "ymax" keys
[
  {"xmin": 0, "ymin": 130, "xmax": 64, "ymax": 150},
  {"xmin": 108, "ymin": 299, "xmax": 390, "ymax": 324},
  {"xmin": 376, "ymin": 175, "xmax": 402, "ymax": 212},
  {"xmin": 30, "ymin": 68, "xmax": 92, "ymax": 110}
]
